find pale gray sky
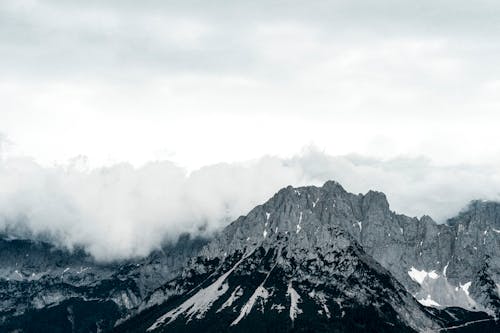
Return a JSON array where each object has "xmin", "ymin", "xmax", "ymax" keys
[{"xmin": 2, "ymin": 0, "xmax": 500, "ymax": 168}]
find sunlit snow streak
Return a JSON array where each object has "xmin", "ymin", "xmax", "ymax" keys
[
  {"xmin": 287, "ymin": 282, "xmax": 302, "ymax": 322},
  {"xmin": 408, "ymin": 267, "xmax": 438, "ymax": 285},
  {"xmin": 296, "ymin": 212, "xmax": 303, "ymax": 234},
  {"xmin": 217, "ymin": 286, "xmax": 243, "ymax": 313},
  {"xmin": 460, "ymin": 281, "xmax": 471, "ymax": 295},
  {"xmin": 443, "ymin": 262, "xmax": 449, "ymax": 277},
  {"xmin": 148, "ymin": 250, "xmax": 254, "ymax": 331},
  {"xmin": 418, "ymin": 294, "xmax": 440, "ymax": 307},
  {"xmin": 230, "ymin": 286, "xmax": 269, "ymax": 326},
  {"xmin": 231, "ymin": 260, "xmax": 278, "ymax": 326}
]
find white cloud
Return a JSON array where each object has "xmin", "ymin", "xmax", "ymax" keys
[
  {"xmin": 1, "ymin": 148, "xmax": 500, "ymax": 261},
  {"xmin": 2, "ymin": 0, "xmax": 500, "ymax": 170}
]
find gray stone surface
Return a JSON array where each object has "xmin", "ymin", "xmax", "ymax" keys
[
  {"xmin": 191, "ymin": 181, "xmax": 500, "ymax": 314},
  {"xmin": 2, "ymin": 179, "xmax": 500, "ymax": 331}
]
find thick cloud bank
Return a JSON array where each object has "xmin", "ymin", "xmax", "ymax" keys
[{"xmin": 1, "ymin": 149, "xmax": 499, "ymax": 261}]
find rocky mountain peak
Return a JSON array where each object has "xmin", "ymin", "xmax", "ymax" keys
[
  {"xmin": 447, "ymin": 200, "xmax": 500, "ymax": 229},
  {"xmin": 128, "ymin": 186, "xmax": 443, "ymax": 333},
  {"xmin": 361, "ymin": 190, "xmax": 390, "ymax": 217},
  {"xmin": 3, "ymin": 180, "xmax": 500, "ymax": 332},
  {"xmin": 321, "ymin": 180, "xmax": 347, "ymax": 194}
]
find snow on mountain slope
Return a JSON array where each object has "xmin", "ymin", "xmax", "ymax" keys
[{"xmin": 3, "ymin": 180, "xmax": 500, "ymax": 332}]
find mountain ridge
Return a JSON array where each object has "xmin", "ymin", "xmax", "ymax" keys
[
  {"xmin": 116, "ymin": 180, "xmax": 500, "ymax": 332},
  {"xmin": 1, "ymin": 180, "xmax": 500, "ymax": 332}
]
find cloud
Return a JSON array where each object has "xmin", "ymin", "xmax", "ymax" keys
[
  {"xmin": 1, "ymin": 148, "xmax": 500, "ymax": 261},
  {"xmin": 2, "ymin": 0, "xmax": 500, "ymax": 171},
  {"xmin": 2, "ymin": 0, "xmax": 500, "ymax": 81}
]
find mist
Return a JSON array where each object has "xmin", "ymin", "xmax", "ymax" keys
[{"xmin": 1, "ymin": 148, "xmax": 499, "ymax": 261}]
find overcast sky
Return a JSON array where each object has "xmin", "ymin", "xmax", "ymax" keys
[
  {"xmin": 2, "ymin": 0, "xmax": 500, "ymax": 168},
  {"xmin": 2, "ymin": 1, "xmax": 500, "ymax": 259}
]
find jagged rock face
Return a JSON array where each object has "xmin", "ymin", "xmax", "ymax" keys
[
  {"xmin": 0, "ymin": 234, "xmax": 207, "ymax": 331},
  {"xmin": 205, "ymin": 181, "xmax": 500, "ymax": 314},
  {"xmin": 117, "ymin": 224, "xmax": 440, "ymax": 333},
  {"xmin": 119, "ymin": 180, "xmax": 500, "ymax": 332},
  {"xmin": 353, "ymin": 196, "xmax": 500, "ymax": 313},
  {"xmin": 0, "ymin": 237, "xmax": 116, "ymax": 322},
  {"xmin": 2, "ymin": 180, "xmax": 500, "ymax": 332}
]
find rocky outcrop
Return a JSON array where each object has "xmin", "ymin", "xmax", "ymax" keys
[{"xmin": 0, "ymin": 234, "xmax": 207, "ymax": 330}]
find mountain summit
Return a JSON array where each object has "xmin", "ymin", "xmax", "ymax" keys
[
  {"xmin": 116, "ymin": 181, "xmax": 500, "ymax": 332},
  {"xmin": 2, "ymin": 181, "xmax": 500, "ymax": 332}
]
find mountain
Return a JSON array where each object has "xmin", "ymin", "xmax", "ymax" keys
[
  {"xmin": 1, "ymin": 180, "xmax": 500, "ymax": 332},
  {"xmin": 115, "ymin": 189, "xmax": 438, "ymax": 332},
  {"xmin": 0, "ymin": 234, "xmax": 207, "ymax": 332},
  {"xmin": 116, "ymin": 181, "xmax": 500, "ymax": 332}
]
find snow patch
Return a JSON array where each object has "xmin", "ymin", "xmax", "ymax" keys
[
  {"xmin": 443, "ymin": 262, "xmax": 449, "ymax": 277},
  {"xmin": 271, "ymin": 303, "xmax": 285, "ymax": 313},
  {"xmin": 263, "ymin": 230, "xmax": 268, "ymax": 238},
  {"xmin": 217, "ymin": 286, "xmax": 243, "ymax": 313},
  {"xmin": 408, "ymin": 267, "xmax": 439, "ymax": 285},
  {"xmin": 148, "ymin": 252, "xmax": 251, "ymax": 331},
  {"xmin": 309, "ymin": 290, "xmax": 330, "ymax": 319},
  {"xmin": 296, "ymin": 211, "xmax": 303, "ymax": 234},
  {"xmin": 312, "ymin": 198, "xmax": 319, "ymax": 208},
  {"xmin": 231, "ymin": 286, "xmax": 269, "ymax": 326},
  {"xmin": 231, "ymin": 261, "xmax": 276, "ymax": 326},
  {"xmin": 492, "ymin": 228, "xmax": 500, "ymax": 234},
  {"xmin": 460, "ymin": 282, "xmax": 471, "ymax": 296},
  {"xmin": 265, "ymin": 212, "xmax": 270, "ymax": 221},
  {"xmin": 77, "ymin": 267, "xmax": 89, "ymax": 274},
  {"xmin": 356, "ymin": 221, "xmax": 362, "ymax": 231},
  {"xmin": 287, "ymin": 282, "xmax": 302, "ymax": 322},
  {"xmin": 418, "ymin": 295, "xmax": 441, "ymax": 307}
]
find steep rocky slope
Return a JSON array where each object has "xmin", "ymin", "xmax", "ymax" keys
[
  {"xmin": 118, "ymin": 222, "xmax": 439, "ymax": 332},
  {"xmin": 0, "ymin": 234, "xmax": 207, "ymax": 331},
  {"xmin": 2, "ymin": 180, "xmax": 500, "ymax": 332},
  {"xmin": 117, "ymin": 181, "xmax": 500, "ymax": 332}
]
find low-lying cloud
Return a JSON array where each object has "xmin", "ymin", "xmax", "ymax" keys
[{"xmin": 1, "ymin": 148, "xmax": 500, "ymax": 261}]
